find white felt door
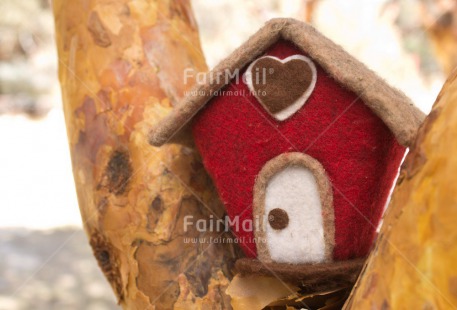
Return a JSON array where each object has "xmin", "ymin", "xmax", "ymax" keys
[{"xmin": 264, "ymin": 166, "xmax": 326, "ymax": 264}]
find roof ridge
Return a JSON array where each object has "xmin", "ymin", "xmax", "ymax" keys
[{"xmin": 149, "ymin": 19, "xmax": 425, "ymax": 147}]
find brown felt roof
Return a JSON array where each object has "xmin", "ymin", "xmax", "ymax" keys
[{"xmin": 149, "ymin": 18, "xmax": 425, "ymax": 147}]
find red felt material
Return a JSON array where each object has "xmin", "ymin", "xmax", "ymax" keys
[{"xmin": 191, "ymin": 40, "xmax": 406, "ymax": 260}]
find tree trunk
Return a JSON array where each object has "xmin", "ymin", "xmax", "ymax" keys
[
  {"xmin": 53, "ymin": 1, "xmax": 240, "ymax": 309},
  {"xmin": 344, "ymin": 70, "xmax": 457, "ymax": 308}
]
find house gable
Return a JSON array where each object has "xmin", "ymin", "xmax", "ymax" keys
[{"xmin": 149, "ymin": 18, "xmax": 424, "ymax": 148}]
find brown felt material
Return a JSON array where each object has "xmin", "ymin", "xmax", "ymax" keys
[
  {"xmin": 268, "ymin": 208, "xmax": 289, "ymax": 230},
  {"xmin": 148, "ymin": 18, "xmax": 425, "ymax": 147},
  {"xmin": 251, "ymin": 57, "xmax": 314, "ymax": 114},
  {"xmin": 235, "ymin": 258, "xmax": 364, "ymax": 288},
  {"xmin": 253, "ymin": 152, "xmax": 334, "ymax": 263}
]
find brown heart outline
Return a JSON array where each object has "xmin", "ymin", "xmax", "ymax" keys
[{"xmin": 245, "ymin": 55, "xmax": 317, "ymax": 120}]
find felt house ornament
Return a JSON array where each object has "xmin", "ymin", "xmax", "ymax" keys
[{"xmin": 150, "ymin": 19, "xmax": 424, "ymax": 280}]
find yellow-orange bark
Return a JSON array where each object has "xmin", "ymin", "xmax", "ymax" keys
[
  {"xmin": 345, "ymin": 70, "xmax": 457, "ymax": 309},
  {"xmin": 53, "ymin": 1, "xmax": 240, "ymax": 309}
]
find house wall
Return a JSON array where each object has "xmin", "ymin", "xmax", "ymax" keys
[{"xmin": 191, "ymin": 40, "xmax": 406, "ymax": 260}]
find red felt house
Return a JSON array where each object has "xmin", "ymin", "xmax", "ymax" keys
[{"xmin": 150, "ymin": 19, "xmax": 424, "ymax": 278}]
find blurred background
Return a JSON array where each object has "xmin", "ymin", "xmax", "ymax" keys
[{"xmin": 0, "ymin": 0, "xmax": 453, "ymax": 309}]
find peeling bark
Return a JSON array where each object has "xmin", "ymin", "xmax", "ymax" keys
[
  {"xmin": 344, "ymin": 70, "xmax": 457, "ymax": 308},
  {"xmin": 53, "ymin": 1, "xmax": 241, "ymax": 308}
]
